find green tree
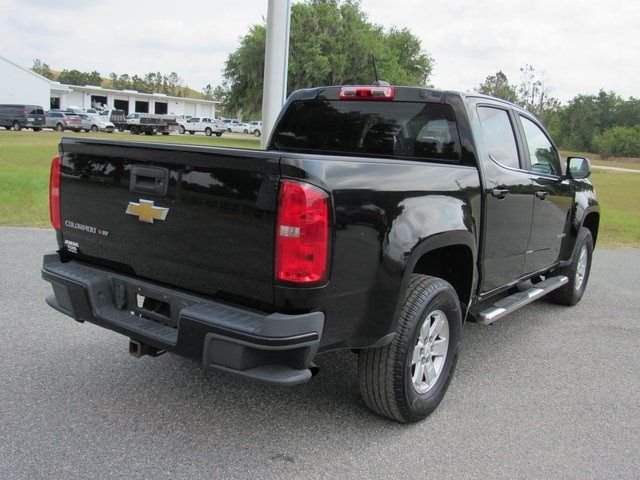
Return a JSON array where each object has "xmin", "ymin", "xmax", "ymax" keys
[
  {"xmin": 32, "ymin": 58, "xmax": 54, "ymax": 80},
  {"xmin": 477, "ymin": 70, "xmax": 518, "ymax": 103},
  {"xmin": 58, "ymin": 69, "xmax": 102, "ymax": 86},
  {"xmin": 593, "ymin": 125, "xmax": 640, "ymax": 157},
  {"xmin": 202, "ymin": 84, "xmax": 215, "ymax": 100},
  {"xmin": 517, "ymin": 64, "xmax": 559, "ymax": 124},
  {"xmin": 223, "ymin": 0, "xmax": 434, "ymax": 118},
  {"xmin": 547, "ymin": 90, "xmax": 631, "ymax": 151}
]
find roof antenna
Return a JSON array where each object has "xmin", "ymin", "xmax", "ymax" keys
[{"xmin": 370, "ymin": 53, "xmax": 390, "ymax": 86}]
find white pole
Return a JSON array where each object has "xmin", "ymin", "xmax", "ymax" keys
[{"xmin": 260, "ymin": 0, "xmax": 291, "ymax": 149}]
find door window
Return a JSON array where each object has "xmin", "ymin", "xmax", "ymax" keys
[
  {"xmin": 477, "ymin": 107, "xmax": 520, "ymax": 169},
  {"xmin": 519, "ymin": 116, "xmax": 561, "ymax": 176}
]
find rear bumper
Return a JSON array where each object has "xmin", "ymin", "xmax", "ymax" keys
[{"xmin": 42, "ymin": 253, "xmax": 323, "ymax": 385}]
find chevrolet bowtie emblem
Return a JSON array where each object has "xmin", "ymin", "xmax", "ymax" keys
[{"xmin": 125, "ymin": 199, "xmax": 169, "ymax": 224}]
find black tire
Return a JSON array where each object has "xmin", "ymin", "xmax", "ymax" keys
[
  {"xmin": 215, "ymin": 132, "xmax": 222, "ymax": 137},
  {"xmin": 32, "ymin": 127, "xmax": 41, "ymax": 132},
  {"xmin": 90, "ymin": 125, "xmax": 98, "ymax": 132},
  {"xmin": 13, "ymin": 121, "xmax": 21, "ymax": 131},
  {"xmin": 161, "ymin": 132, "xmax": 170, "ymax": 136},
  {"xmin": 130, "ymin": 126, "xmax": 139, "ymax": 135},
  {"xmin": 189, "ymin": 131, "xmax": 195, "ymax": 135},
  {"xmin": 5, "ymin": 126, "xmax": 12, "ymax": 130},
  {"xmin": 118, "ymin": 126, "xmax": 124, "ymax": 132},
  {"xmin": 205, "ymin": 128, "xmax": 212, "ymax": 136},
  {"xmin": 548, "ymin": 227, "xmax": 594, "ymax": 306},
  {"xmin": 178, "ymin": 126, "xmax": 185, "ymax": 134},
  {"xmin": 55, "ymin": 123, "xmax": 64, "ymax": 132},
  {"xmin": 358, "ymin": 275, "xmax": 461, "ymax": 423},
  {"xmin": 73, "ymin": 129, "xmax": 81, "ymax": 132},
  {"xmin": 243, "ymin": 129, "xmax": 249, "ymax": 134},
  {"xmin": 227, "ymin": 127, "xmax": 231, "ymax": 132},
  {"xmin": 253, "ymin": 129, "xmax": 261, "ymax": 137}
]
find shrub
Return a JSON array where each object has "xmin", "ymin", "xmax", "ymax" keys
[{"xmin": 593, "ymin": 125, "xmax": 640, "ymax": 157}]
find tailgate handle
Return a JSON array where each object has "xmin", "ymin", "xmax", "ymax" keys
[{"xmin": 130, "ymin": 165, "xmax": 169, "ymax": 196}]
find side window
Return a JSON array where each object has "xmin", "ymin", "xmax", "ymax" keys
[
  {"xmin": 477, "ymin": 107, "xmax": 520, "ymax": 169},
  {"xmin": 519, "ymin": 116, "xmax": 561, "ymax": 175}
]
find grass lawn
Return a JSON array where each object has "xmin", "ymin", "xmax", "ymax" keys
[
  {"xmin": 1, "ymin": 131, "xmax": 639, "ymax": 247},
  {"xmin": 0, "ymin": 130, "xmax": 259, "ymax": 227}
]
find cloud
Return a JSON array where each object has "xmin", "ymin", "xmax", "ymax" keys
[{"xmin": 1, "ymin": 0, "xmax": 638, "ymax": 100}]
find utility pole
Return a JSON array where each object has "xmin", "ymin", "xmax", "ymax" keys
[{"xmin": 260, "ymin": 0, "xmax": 291, "ymax": 149}]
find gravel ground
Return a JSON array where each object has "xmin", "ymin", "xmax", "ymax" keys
[{"xmin": 1, "ymin": 227, "xmax": 638, "ymax": 479}]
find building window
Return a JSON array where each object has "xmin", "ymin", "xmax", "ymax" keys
[
  {"xmin": 154, "ymin": 102, "xmax": 168, "ymax": 114},
  {"xmin": 135, "ymin": 101, "xmax": 149, "ymax": 113}
]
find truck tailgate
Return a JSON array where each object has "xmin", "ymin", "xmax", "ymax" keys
[{"xmin": 58, "ymin": 138, "xmax": 280, "ymax": 309}]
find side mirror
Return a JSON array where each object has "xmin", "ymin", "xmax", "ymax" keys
[{"xmin": 566, "ymin": 156, "xmax": 591, "ymax": 179}]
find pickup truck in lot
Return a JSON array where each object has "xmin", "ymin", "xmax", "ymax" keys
[
  {"xmin": 42, "ymin": 84, "xmax": 599, "ymax": 422},
  {"xmin": 178, "ymin": 117, "xmax": 224, "ymax": 136}
]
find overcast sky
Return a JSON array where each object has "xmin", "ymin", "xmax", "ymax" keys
[{"xmin": 2, "ymin": 0, "xmax": 638, "ymax": 102}]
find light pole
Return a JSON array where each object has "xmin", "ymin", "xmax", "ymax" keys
[{"xmin": 260, "ymin": 0, "xmax": 291, "ymax": 149}]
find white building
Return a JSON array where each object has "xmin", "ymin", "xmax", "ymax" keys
[
  {"xmin": 1, "ymin": 54, "xmax": 219, "ymax": 117},
  {"xmin": 0, "ymin": 55, "xmax": 52, "ymax": 107}
]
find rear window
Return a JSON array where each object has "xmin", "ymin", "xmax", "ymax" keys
[
  {"xmin": 273, "ymin": 100, "xmax": 461, "ymax": 163},
  {"xmin": 28, "ymin": 107, "xmax": 44, "ymax": 114}
]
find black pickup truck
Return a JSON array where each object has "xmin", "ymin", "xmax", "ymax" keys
[{"xmin": 42, "ymin": 85, "xmax": 599, "ymax": 422}]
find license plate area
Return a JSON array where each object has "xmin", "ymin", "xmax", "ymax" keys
[{"xmin": 112, "ymin": 279, "xmax": 194, "ymax": 329}]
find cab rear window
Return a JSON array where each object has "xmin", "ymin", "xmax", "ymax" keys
[{"xmin": 273, "ymin": 100, "xmax": 461, "ymax": 163}]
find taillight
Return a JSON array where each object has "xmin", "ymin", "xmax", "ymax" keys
[
  {"xmin": 49, "ymin": 155, "xmax": 61, "ymax": 229},
  {"xmin": 22, "ymin": 108, "xmax": 29, "ymax": 115},
  {"xmin": 275, "ymin": 180, "xmax": 330, "ymax": 284},
  {"xmin": 339, "ymin": 85, "xmax": 395, "ymax": 101}
]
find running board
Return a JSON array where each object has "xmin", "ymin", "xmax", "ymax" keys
[{"xmin": 477, "ymin": 275, "xmax": 569, "ymax": 325}]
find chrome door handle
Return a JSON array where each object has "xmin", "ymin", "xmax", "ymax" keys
[
  {"xmin": 535, "ymin": 190, "xmax": 549, "ymax": 200},
  {"xmin": 491, "ymin": 188, "xmax": 509, "ymax": 199}
]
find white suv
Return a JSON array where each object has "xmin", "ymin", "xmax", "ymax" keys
[{"xmin": 179, "ymin": 117, "xmax": 224, "ymax": 136}]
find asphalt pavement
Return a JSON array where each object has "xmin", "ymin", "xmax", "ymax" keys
[{"xmin": 1, "ymin": 227, "xmax": 638, "ymax": 479}]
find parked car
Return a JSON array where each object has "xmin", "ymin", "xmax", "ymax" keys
[
  {"xmin": 98, "ymin": 109, "xmax": 127, "ymax": 131},
  {"xmin": 223, "ymin": 119, "xmax": 242, "ymax": 131},
  {"xmin": 77, "ymin": 113, "xmax": 115, "ymax": 133},
  {"xmin": 179, "ymin": 117, "xmax": 224, "ymax": 136},
  {"xmin": 0, "ymin": 104, "xmax": 45, "ymax": 131},
  {"xmin": 42, "ymin": 83, "xmax": 599, "ymax": 423},
  {"xmin": 247, "ymin": 120, "xmax": 262, "ymax": 137},
  {"xmin": 45, "ymin": 111, "xmax": 82, "ymax": 132},
  {"xmin": 228, "ymin": 122, "xmax": 251, "ymax": 134},
  {"xmin": 64, "ymin": 106, "xmax": 86, "ymax": 114}
]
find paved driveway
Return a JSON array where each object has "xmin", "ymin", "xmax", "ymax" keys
[{"xmin": 1, "ymin": 227, "xmax": 638, "ymax": 479}]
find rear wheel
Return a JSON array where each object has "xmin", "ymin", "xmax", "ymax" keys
[
  {"xmin": 253, "ymin": 129, "xmax": 261, "ymax": 137},
  {"xmin": 243, "ymin": 128, "xmax": 249, "ymax": 134},
  {"xmin": 13, "ymin": 121, "xmax": 21, "ymax": 131},
  {"xmin": 178, "ymin": 125, "xmax": 185, "ymax": 134},
  {"xmin": 549, "ymin": 227, "xmax": 593, "ymax": 306},
  {"xmin": 189, "ymin": 131, "xmax": 195, "ymax": 135},
  {"xmin": 55, "ymin": 123, "xmax": 64, "ymax": 132},
  {"xmin": 205, "ymin": 127, "xmax": 212, "ymax": 136},
  {"xmin": 32, "ymin": 127, "xmax": 41, "ymax": 132},
  {"xmin": 215, "ymin": 132, "xmax": 222, "ymax": 137},
  {"xmin": 130, "ymin": 126, "xmax": 139, "ymax": 135},
  {"xmin": 358, "ymin": 275, "xmax": 461, "ymax": 422},
  {"xmin": 90, "ymin": 125, "xmax": 98, "ymax": 132}
]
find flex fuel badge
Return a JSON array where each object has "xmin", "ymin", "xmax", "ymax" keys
[{"xmin": 64, "ymin": 240, "xmax": 79, "ymax": 254}]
